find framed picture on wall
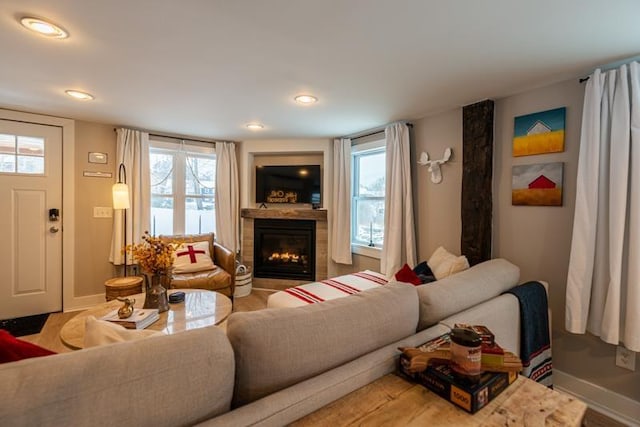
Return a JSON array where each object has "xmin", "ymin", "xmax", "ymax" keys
[
  {"xmin": 513, "ymin": 107, "xmax": 566, "ymax": 157},
  {"xmin": 512, "ymin": 162, "xmax": 564, "ymax": 206}
]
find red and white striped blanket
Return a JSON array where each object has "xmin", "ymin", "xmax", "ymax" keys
[{"xmin": 266, "ymin": 270, "xmax": 388, "ymax": 308}]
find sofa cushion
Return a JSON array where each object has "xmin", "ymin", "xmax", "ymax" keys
[
  {"xmin": 200, "ymin": 324, "xmax": 450, "ymax": 427},
  {"xmin": 227, "ymin": 282, "xmax": 419, "ymax": 407},
  {"xmin": 170, "ymin": 267, "xmax": 231, "ymax": 292},
  {"xmin": 173, "ymin": 241, "xmax": 216, "ymax": 273},
  {"xmin": 83, "ymin": 316, "xmax": 160, "ymax": 347},
  {"xmin": 395, "ymin": 263, "xmax": 421, "ymax": 285},
  {"xmin": 415, "ymin": 258, "xmax": 520, "ymax": 330},
  {"xmin": 0, "ymin": 326, "xmax": 234, "ymax": 426},
  {"xmin": 427, "ymin": 246, "xmax": 470, "ymax": 280}
]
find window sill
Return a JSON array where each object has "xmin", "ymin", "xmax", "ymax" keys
[{"xmin": 351, "ymin": 244, "xmax": 382, "ymax": 259}]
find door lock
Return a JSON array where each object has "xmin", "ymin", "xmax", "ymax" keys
[
  {"xmin": 49, "ymin": 208, "xmax": 60, "ymax": 221},
  {"xmin": 49, "ymin": 226, "xmax": 60, "ymax": 233}
]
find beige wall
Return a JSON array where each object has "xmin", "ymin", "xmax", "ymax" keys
[
  {"xmin": 494, "ymin": 80, "xmax": 581, "ymax": 332},
  {"xmin": 412, "ymin": 109, "xmax": 463, "ymax": 261},
  {"xmin": 330, "ymin": 254, "xmax": 379, "ymax": 277},
  {"xmin": 493, "ymin": 79, "xmax": 640, "ymax": 402},
  {"xmin": 74, "ymin": 121, "xmax": 117, "ymax": 296}
]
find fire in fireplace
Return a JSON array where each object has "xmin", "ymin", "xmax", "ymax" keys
[{"xmin": 254, "ymin": 219, "xmax": 315, "ymax": 281}]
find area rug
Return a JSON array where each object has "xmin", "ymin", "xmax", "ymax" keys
[{"xmin": 0, "ymin": 313, "xmax": 50, "ymax": 337}]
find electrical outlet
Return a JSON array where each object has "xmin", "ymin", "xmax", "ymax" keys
[
  {"xmin": 615, "ymin": 346, "xmax": 636, "ymax": 371},
  {"xmin": 93, "ymin": 207, "xmax": 113, "ymax": 218}
]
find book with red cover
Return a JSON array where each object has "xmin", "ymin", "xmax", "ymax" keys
[{"xmin": 454, "ymin": 323, "xmax": 495, "ymax": 346}]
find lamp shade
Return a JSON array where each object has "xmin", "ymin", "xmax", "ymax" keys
[{"xmin": 112, "ymin": 183, "xmax": 130, "ymax": 209}]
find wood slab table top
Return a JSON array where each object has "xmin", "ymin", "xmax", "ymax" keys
[
  {"xmin": 60, "ymin": 289, "xmax": 232, "ymax": 350},
  {"xmin": 292, "ymin": 373, "xmax": 587, "ymax": 426}
]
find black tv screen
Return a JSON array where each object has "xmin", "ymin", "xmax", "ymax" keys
[{"xmin": 256, "ymin": 165, "xmax": 321, "ymax": 204}]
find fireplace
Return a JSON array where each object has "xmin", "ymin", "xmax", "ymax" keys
[{"xmin": 254, "ymin": 219, "xmax": 316, "ymax": 281}]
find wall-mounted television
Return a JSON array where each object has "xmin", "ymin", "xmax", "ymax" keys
[{"xmin": 255, "ymin": 165, "xmax": 321, "ymax": 205}]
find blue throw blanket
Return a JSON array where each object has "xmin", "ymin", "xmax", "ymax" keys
[{"xmin": 505, "ymin": 281, "xmax": 553, "ymax": 387}]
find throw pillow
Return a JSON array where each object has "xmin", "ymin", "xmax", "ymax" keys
[
  {"xmin": 172, "ymin": 241, "xmax": 215, "ymax": 273},
  {"xmin": 84, "ymin": 316, "xmax": 161, "ymax": 348},
  {"xmin": 413, "ymin": 261, "xmax": 437, "ymax": 283},
  {"xmin": 427, "ymin": 246, "xmax": 470, "ymax": 280},
  {"xmin": 0, "ymin": 329, "xmax": 56, "ymax": 364},
  {"xmin": 395, "ymin": 263, "xmax": 422, "ymax": 285}
]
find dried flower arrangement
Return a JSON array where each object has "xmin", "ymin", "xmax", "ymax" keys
[{"xmin": 125, "ymin": 232, "xmax": 175, "ymax": 275}]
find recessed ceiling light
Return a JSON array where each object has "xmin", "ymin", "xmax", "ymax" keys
[
  {"xmin": 246, "ymin": 123, "xmax": 264, "ymax": 130},
  {"xmin": 65, "ymin": 90, "xmax": 94, "ymax": 100},
  {"xmin": 294, "ymin": 95, "xmax": 318, "ymax": 105},
  {"xmin": 20, "ymin": 17, "xmax": 68, "ymax": 39}
]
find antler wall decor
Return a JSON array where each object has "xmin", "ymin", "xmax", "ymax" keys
[{"xmin": 417, "ymin": 147, "xmax": 452, "ymax": 184}]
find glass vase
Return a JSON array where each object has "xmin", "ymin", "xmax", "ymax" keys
[{"xmin": 142, "ymin": 273, "xmax": 169, "ymax": 313}]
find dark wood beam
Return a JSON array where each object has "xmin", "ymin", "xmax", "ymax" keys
[{"xmin": 461, "ymin": 100, "xmax": 494, "ymax": 266}]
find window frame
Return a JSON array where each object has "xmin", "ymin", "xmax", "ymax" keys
[
  {"xmin": 0, "ymin": 133, "xmax": 46, "ymax": 176},
  {"xmin": 149, "ymin": 139, "xmax": 216, "ymax": 236},
  {"xmin": 351, "ymin": 138, "xmax": 385, "ymax": 259}
]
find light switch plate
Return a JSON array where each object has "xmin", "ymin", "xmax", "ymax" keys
[{"xmin": 93, "ymin": 207, "xmax": 113, "ymax": 218}]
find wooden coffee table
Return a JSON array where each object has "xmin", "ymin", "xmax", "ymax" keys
[
  {"xmin": 292, "ymin": 373, "xmax": 587, "ymax": 426},
  {"xmin": 60, "ymin": 289, "xmax": 232, "ymax": 350}
]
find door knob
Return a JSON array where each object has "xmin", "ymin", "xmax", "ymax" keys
[{"xmin": 49, "ymin": 226, "xmax": 60, "ymax": 233}]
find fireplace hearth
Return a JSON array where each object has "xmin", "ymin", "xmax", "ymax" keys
[{"xmin": 253, "ymin": 219, "xmax": 316, "ymax": 281}]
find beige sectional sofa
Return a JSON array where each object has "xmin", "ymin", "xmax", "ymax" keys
[{"xmin": 0, "ymin": 259, "xmax": 526, "ymax": 427}]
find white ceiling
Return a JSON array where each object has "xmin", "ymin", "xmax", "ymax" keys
[{"xmin": 1, "ymin": 0, "xmax": 639, "ymax": 141}]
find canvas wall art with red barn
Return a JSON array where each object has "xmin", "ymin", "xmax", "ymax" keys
[{"xmin": 512, "ymin": 162, "xmax": 563, "ymax": 206}]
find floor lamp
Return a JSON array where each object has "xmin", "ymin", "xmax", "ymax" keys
[{"xmin": 112, "ymin": 163, "xmax": 130, "ymax": 277}]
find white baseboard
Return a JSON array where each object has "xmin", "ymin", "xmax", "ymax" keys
[
  {"xmin": 554, "ymin": 369, "xmax": 640, "ymax": 426},
  {"xmin": 63, "ymin": 293, "xmax": 106, "ymax": 312}
]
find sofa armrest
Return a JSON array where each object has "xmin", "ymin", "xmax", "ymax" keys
[{"xmin": 214, "ymin": 242, "xmax": 236, "ymax": 292}]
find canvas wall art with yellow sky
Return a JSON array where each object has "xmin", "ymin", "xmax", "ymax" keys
[{"xmin": 513, "ymin": 107, "xmax": 566, "ymax": 156}]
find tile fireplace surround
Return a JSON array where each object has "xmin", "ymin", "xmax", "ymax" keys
[{"xmin": 241, "ymin": 208, "xmax": 328, "ymax": 290}]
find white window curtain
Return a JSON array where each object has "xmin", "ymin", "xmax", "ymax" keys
[
  {"xmin": 380, "ymin": 123, "xmax": 417, "ymax": 277},
  {"xmin": 566, "ymin": 62, "xmax": 640, "ymax": 352},
  {"xmin": 109, "ymin": 128, "xmax": 151, "ymax": 266},
  {"xmin": 215, "ymin": 141, "xmax": 239, "ymax": 254},
  {"xmin": 331, "ymin": 138, "xmax": 352, "ymax": 264}
]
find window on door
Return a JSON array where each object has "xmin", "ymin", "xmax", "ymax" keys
[
  {"xmin": 351, "ymin": 139, "xmax": 385, "ymax": 256},
  {"xmin": 0, "ymin": 133, "xmax": 45, "ymax": 175},
  {"xmin": 149, "ymin": 139, "xmax": 216, "ymax": 236}
]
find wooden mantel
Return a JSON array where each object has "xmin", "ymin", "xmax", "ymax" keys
[{"xmin": 241, "ymin": 208, "xmax": 327, "ymax": 221}]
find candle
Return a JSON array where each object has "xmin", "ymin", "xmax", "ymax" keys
[{"xmin": 369, "ymin": 221, "xmax": 374, "ymax": 247}]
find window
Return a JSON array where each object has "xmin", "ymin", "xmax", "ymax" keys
[
  {"xmin": 0, "ymin": 133, "xmax": 45, "ymax": 174},
  {"xmin": 351, "ymin": 139, "xmax": 385, "ymax": 256},
  {"xmin": 149, "ymin": 139, "xmax": 216, "ymax": 236}
]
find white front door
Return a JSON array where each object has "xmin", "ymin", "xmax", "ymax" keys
[{"xmin": 0, "ymin": 119, "xmax": 62, "ymax": 320}]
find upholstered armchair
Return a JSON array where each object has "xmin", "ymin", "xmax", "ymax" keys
[{"xmin": 159, "ymin": 233, "xmax": 236, "ymax": 299}]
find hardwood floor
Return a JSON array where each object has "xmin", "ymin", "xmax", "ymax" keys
[{"xmin": 19, "ymin": 287, "xmax": 623, "ymax": 426}]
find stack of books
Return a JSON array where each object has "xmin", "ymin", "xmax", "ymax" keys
[
  {"xmin": 399, "ymin": 357, "xmax": 517, "ymax": 413},
  {"xmin": 398, "ymin": 325, "xmax": 519, "ymax": 413},
  {"xmin": 101, "ymin": 308, "xmax": 160, "ymax": 329}
]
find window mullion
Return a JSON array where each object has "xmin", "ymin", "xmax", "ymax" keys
[{"xmin": 175, "ymin": 151, "xmax": 186, "ymax": 234}]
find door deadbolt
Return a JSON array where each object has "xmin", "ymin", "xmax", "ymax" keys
[
  {"xmin": 49, "ymin": 226, "xmax": 60, "ymax": 233},
  {"xmin": 49, "ymin": 208, "xmax": 60, "ymax": 221}
]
